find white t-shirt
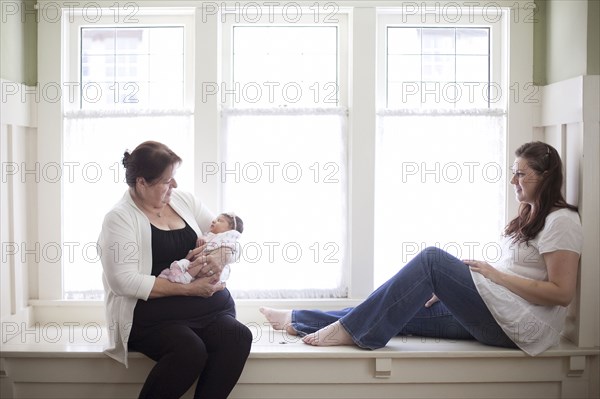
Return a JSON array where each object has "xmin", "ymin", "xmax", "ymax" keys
[{"xmin": 471, "ymin": 208, "xmax": 583, "ymax": 356}]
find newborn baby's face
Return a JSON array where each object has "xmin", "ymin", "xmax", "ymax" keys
[{"xmin": 210, "ymin": 215, "xmax": 231, "ymax": 234}]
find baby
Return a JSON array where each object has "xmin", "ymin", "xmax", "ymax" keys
[{"xmin": 159, "ymin": 212, "xmax": 243, "ymax": 284}]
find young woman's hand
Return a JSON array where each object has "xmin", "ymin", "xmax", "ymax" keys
[
  {"xmin": 463, "ymin": 260, "xmax": 500, "ymax": 282},
  {"xmin": 465, "ymin": 251, "xmax": 579, "ymax": 307}
]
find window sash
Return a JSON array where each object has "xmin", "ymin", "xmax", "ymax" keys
[
  {"xmin": 220, "ymin": 12, "xmax": 350, "ymax": 297},
  {"xmin": 62, "ymin": 112, "xmax": 194, "ymax": 299},
  {"xmin": 64, "ymin": 10, "xmax": 195, "ymax": 112},
  {"xmin": 377, "ymin": 11, "xmax": 507, "ymax": 111},
  {"xmin": 374, "ymin": 111, "xmax": 506, "ymax": 286},
  {"xmin": 220, "ymin": 107, "xmax": 348, "ymax": 298},
  {"xmin": 60, "ymin": 9, "xmax": 195, "ymax": 298}
]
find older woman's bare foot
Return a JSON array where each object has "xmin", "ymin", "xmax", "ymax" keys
[
  {"xmin": 302, "ymin": 321, "xmax": 355, "ymax": 346},
  {"xmin": 259, "ymin": 307, "xmax": 298, "ymax": 336}
]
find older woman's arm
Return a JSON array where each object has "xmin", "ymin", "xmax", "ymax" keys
[
  {"xmin": 149, "ymin": 276, "xmax": 225, "ymax": 298},
  {"xmin": 99, "ymin": 211, "xmax": 155, "ymax": 299},
  {"xmin": 100, "ymin": 209, "xmax": 224, "ymax": 301},
  {"xmin": 466, "ymin": 249, "xmax": 580, "ymax": 307}
]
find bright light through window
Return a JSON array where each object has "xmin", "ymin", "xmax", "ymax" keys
[
  {"xmin": 232, "ymin": 26, "xmax": 338, "ymax": 107},
  {"xmin": 376, "ymin": 24, "xmax": 505, "ymax": 287},
  {"xmin": 222, "ymin": 24, "xmax": 347, "ymax": 297},
  {"xmin": 387, "ymin": 27, "xmax": 490, "ymax": 109},
  {"xmin": 80, "ymin": 27, "xmax": 185, "ymax": 109},
  {"xmin": 63, "ymin": 23, "xmax": 192, "ymax": 299}
]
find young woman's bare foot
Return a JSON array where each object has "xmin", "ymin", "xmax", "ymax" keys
[
  {"xmin": 259, "ymin": 307, "xmax": 298, "ymax": 336},
  {"xmin": 302, "ymin": 321, "xmax": 355, "ymax": 346}
]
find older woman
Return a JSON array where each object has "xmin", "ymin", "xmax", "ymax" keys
[
  {"xmin": 98, "ymin": 141, "xmax": 252, "ymax": 399},
  {"xmin": 262, "ymin": 141, "xmax": 583, "ymax": 356}
]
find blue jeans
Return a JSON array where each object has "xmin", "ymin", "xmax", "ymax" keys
[{"xmin": 292, "ymin": 247, "xmax": 517, "ymax": 350}]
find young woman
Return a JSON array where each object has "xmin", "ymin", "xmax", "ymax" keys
[{"xmin": 261, "ymin": 141, "xmax": 582, "ymax": 356}]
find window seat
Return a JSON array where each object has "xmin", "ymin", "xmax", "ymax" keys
[{"xmin": 2, "ymin": 326, "xmax": 598, "ymax": 399}]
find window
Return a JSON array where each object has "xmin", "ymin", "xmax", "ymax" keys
[
  {"xmin": 80, "ymin": 26, "xmax": 185, "ymax": 109},
  {"xmin": 219, "ymin": 15, "xmax": 349, "ymax": 298},
  {"xmin": 231, "ymin": 26, "xmax": 339, "ymax": 107},
  {"xmin": 38, "ymin": 3, "xmax": 531, "ymax": 302},
  {"xmin": 62, "ymin": 11, "xmax": 194, "ymax": 299},
  {"xmin": 387, "ymin": 27, "xmax": 491, "ymax": 108},
  {"xmin": 374, "ymin": 11, "xmax": 508, "ymax": 286}
]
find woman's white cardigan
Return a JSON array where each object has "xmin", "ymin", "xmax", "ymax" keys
[{"xmin": 97, "ymin": 189, "xmax": 214, "ymax": 367}]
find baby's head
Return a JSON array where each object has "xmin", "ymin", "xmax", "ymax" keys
[{"xmin": 210, "ymin": 213, "xmax": 244, "ymax": 234}]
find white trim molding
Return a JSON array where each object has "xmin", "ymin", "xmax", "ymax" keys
[{"xmin": 534, "ymin": 75, "xmax": 600, "ymax": 349}]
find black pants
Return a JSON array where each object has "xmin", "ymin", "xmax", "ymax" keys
[{"xmin": 128, "ymin": 289, "xmax": 252, "ymax": 399}]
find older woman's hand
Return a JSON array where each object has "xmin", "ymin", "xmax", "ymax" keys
[
  {"xmin": 187, "ymin": 277, "xmax": 226, "ymax": 297},
  {"xmin": 186, "ymin": 246, "xmax": 234, "ymax": 279}
]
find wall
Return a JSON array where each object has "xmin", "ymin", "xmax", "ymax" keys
[
  {"xmin": 0, "ymin": 80, "xmax": 37, "ymax": 327},
  {"xmin": 533, "ymin": 0, "xmax": 547, "ymax": 85},
  {"xmin": 535, "ymin": 0, "xmax": 600, "ymax": 85},
  {"xmin": 0, "ymin": 0, "xmax": 38, "ymax": 326},
  {"xmin": 587, "ymin": 0, "xmax": 600, "ymax": 76},
  {"xmin": 3, "ymin": 1, "xmax": 591, "ymax": 90},
  {"xmin": 0, "ymin": 0, "xmax": 37, "ymax": 84}
]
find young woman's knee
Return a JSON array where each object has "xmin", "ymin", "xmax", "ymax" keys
[
  {"xmin": 421, "ymin": 246, "xmax": 455, "ymax": 263},
  {"xmin": 418, "ymin": 246, "xmax": 464, "ymax": 272}
]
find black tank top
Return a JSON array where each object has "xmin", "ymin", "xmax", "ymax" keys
[{"xmin": 150, "ymin": 221, "xmax": 197, "ymax": 276}]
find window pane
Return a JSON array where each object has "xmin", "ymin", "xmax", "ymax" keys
[
  {"xmin": 225, "ymin": 25, "xmax": 345, "ymax": 297},
  {"xmin": 63, "ymin": 116, "xmax": 194, "ymax": 299},
  {"xmin": 387, "ymin": 27, "xmax": 490, "ymax": 109},
  {"xmin": 233, "ymin": 26, "xmax": 338, "ymax": 107},
  {"xmin": 388, "ymin": 55, "xmax": 421, "ymax": 82},
  {"xmin": 81, "ymin": 28, "xmax": 115, "ymax": 55},
  {"xmin": 388, "ymin": 27, "xmax": 421, "ymax": 54},
  {"xmin": 456, "ymin": 55, "xmax": 489, "ymax": 82},
  {"xmin": 221, "ymin": 113, "xmax": 347, "ymax": 297},
  {"xmin": 80, "ymin": 82, "xmax": 115, "ymax": 109},
  {"xmin": 149, "ymin": 82, "xmax": 183, "ymax": 106},
  {"xmin": 82, "ymin": 55, "xmax": 115, "ymax": 82},
  {"xmin": 65, "ymin": 23, "xmax": 191, "ymax": 299},
  {"xmin": 422, "ymin": 55, "xmax": 455, "ymax": 81},
  {"xmin": 422, "ymin": 28, "xmax": 455, "ymax": 54},
  {"xmin": 375, "ymin": 114, "xmax": 505, "ymax": 286},
  {"xmin": 115, "ymin": 54, "xmax": 149, "ymax": 81},
  {"xmin": 388, "ymin": 82, "xmax": 423, "ymax": 108},
  {"xmin": 149, "ymin": 27, "xmax": 184, "ymax": 54},
  {"xmin": 115, "ymin": 28, "xmax": 148, "ymax": 54},
  {"xmin": 80, "ymin": 27, "xmax": 185, "ymax": 109},
  {"xmin": 454, "ymin": 82, "xmax": 490, "ymax": 108},
  {"xmin": 456, "ymin": 28, "xmax": 489, "ymax": 55}
]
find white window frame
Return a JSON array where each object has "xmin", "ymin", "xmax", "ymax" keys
[
  {"xmin": 377, "ymin": 12, "xmax": 506, "ymax": 110},
  {"xmin": 218, "ymin": 9, "xmax": 349, "ymax": 297},
  {"xmin": 371, "ymin": 9, "xmax": 508, "ymax": 285},
  {"xmin": 221, "ymin": 10, "xmax": 348, "ymax": 108},
  {"xmin": 35, "ymin": 1, "xmax": 535, "ymax": 309},
  {"xmin": 65, "ymin": 10, "xmax": 195, "ymax": 112},
  {"xmin": 59, "ymin": 9, "xmax": 195, "ymax": 299}
]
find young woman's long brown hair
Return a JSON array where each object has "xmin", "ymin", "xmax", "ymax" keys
[{"xmin": 504, "ymin": 141, "xmax": 578, "ymax": 244}]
